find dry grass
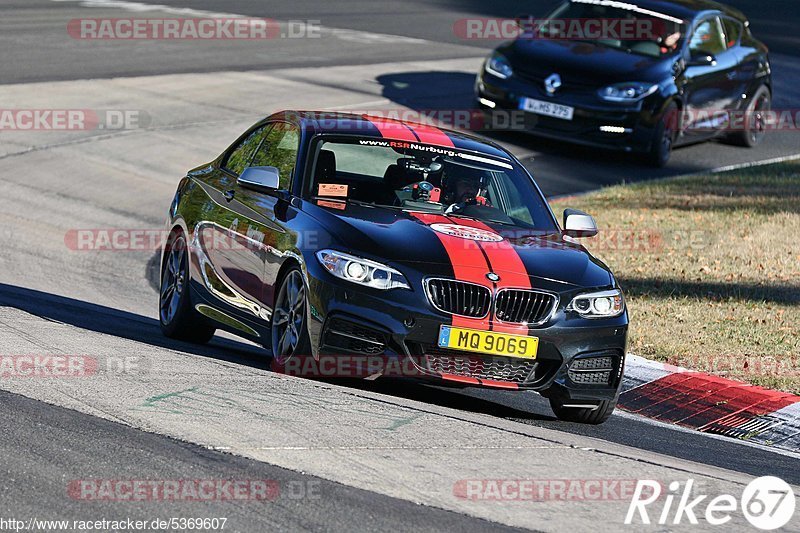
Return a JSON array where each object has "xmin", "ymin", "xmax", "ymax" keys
[{"xmin": 550, "ymin": 161, "xmax": 800, "ymax": 393}]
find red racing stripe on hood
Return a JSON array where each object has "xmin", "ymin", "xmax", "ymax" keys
[
  {"xmin": 405, "ymin": 122, "xmax": 454, "ymax": 147},
  {"xmin": 411, "ymin": 212, "xmax": 492, "ymax": 329},
  {"xmin": 449, "ymin": 218, "xmax": 532, "ymax": 334},
  {"xmin": 362, "ymin": 115, "xmax": 418, "ymax": 141}
]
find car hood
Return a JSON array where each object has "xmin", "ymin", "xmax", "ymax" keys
[
  {"xmin": 501, "ymin": 39, "xmax": 669, "ymax": 85},
  {"xmin": 306, "ymin": 201, "xmax": 612, "ymax": 289}
]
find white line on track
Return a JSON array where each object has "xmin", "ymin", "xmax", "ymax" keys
[{"xmin": 706, "ymin": 152, "xmax": 800, "ymax": 173}]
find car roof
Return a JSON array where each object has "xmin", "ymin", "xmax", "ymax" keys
[
  {"xmin": 266, "ymin": 110, "xmax": 513, "ymax": 161},
  {"xmin": 603, "ymin": 0, "xmax": 748, "ymax": 22}
]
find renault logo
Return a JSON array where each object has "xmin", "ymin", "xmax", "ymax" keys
[
  {"xmin": 486, "ymin": 272, "xmax": 500, "ymax": 282},
  {"xmin": 544, "ymin": 73, "xmax": 562, "ymax": 96}
]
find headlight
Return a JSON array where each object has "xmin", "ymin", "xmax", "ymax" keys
[
  {"xmin": 316, "ymin": 250, "xmax": 410, "ymax": 290},
  {"xmin": 485, "ymin": 52, "xmax": 513, "ymax": 80},
  {"xmin": 598, "ymin": 82, "xmax": 658, "ymax": 102},
  {"xmin": 568, "ymin": 289, "xmax": 625, "ymax": 318}
]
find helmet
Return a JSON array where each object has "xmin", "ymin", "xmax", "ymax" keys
[{"xmin": 442, "ymin": 168, "xmax": 486, "ymax": 204}]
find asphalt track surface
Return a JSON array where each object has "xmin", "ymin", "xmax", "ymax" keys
[
  {"xmin": 4, "ymin": 0, "xmax": 800, "ymax": 194},
  {"xmin": 1, "ymin": 1, "xmax": 799, "ymax": 531},
  {"xmin": 0, "ymin": 389, "xmax": 524, "ymax": 533}
]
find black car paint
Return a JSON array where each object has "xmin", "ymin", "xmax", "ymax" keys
[
  {"xmin": 164, "ymin": 111, "xmax": 628, "ymax": 402},
  {"xmin": 475, "ymin": 0, "xmax": 771, "ymax": 153}
]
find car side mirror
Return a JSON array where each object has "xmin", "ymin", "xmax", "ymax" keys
[
  {"xmin": 687, "ymin": 53, "xmax": 717, "ymax": 67},
  {"xmin": 563, "ymin": 208, "xmax": 598, "ymax": 238},
  {"xmin": 238, "ymin": 166, "xmax": 281, "ymax": 193}
]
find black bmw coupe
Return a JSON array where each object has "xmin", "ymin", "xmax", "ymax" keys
[
  {"xmin": 159, "ymin": 111, "xmax": 628, "ymax": 424},
  {"xmin": 475, "ymin": 0, "xmax": 772, "ymax": 166}
]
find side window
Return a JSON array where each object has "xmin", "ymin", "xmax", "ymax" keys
[
  {"xmin": 223, "ymin": 125, "xmax": 269, "ymax": 176},
  {"xmin": 250, "ymin": 122, "xmax": 300, "ymax": 190},
  {"xmin": 488, "ymin": 173, "xmax": 534, "ymax": 225},
  {"xmin": 721, "ymin": 18, "xmax": 742, "ymax": 48},
  {"xmin": 689, "ymin": 17, "xmax": 727, "ymax": 56}
]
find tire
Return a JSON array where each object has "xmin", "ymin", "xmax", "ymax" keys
[
  {"xmin": 549, "ymin": 397, "xmax": 618, "ymax": 425},
  {"xmin": 270, "ymin": 266, "xmax": 312, "ymax": 369},
  {"xmin": 645, "ymin": 102, "xmax": 678, "ymax": 168},
  {"xmin": 159, "ymin": 229, "xmax": 216, "ymax": 343},
  {"xmin": 728, "ymin": 85, "xmax": 771, "ymax": 147}
]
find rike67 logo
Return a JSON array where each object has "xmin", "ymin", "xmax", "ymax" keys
[{"xmin": 626, "ymin": 476, "xmax": 796, "ymax": 530}]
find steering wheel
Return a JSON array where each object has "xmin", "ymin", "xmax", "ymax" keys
[{"xmin": 445, "ymin": 195, "xmax": 491, "ymax": 215}]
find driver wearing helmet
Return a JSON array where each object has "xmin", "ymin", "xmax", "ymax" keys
[
  {"xmin": 442, "ymin": 172, "xmax": 489, "ymax": 206},
  {"xmin": 450, "ymin": 176, "xmax": 480, "ymax": 202}
]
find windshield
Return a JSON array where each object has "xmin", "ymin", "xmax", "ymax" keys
[
  {"xmin": 536, "ymin": 0, "xmax": 686, "ymax": 57},
  {"xmin": 307, "ymin": 137, "xmax": 558, "ymax": 232}
]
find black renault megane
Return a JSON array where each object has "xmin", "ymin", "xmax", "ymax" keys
[
  {"xmin": 475, "ymin": 0, "xmax": 772, "ymax": 166},
  {"xmin": 159, "ymin": 111, "xmax": 628, "ymax": 424}
]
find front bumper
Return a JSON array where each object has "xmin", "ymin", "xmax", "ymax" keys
[
  {"xmin": 304, "ymin": 264, "xmax": 628, "ymax": 402},
  {"xmin": 476, "ymin": 71, "xmax": 662, "ymax": 153}
]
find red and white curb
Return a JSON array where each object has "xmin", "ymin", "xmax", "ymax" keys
[{"xmin": 620, "ymin": 354, "xmax": 800, "ymax": 453}]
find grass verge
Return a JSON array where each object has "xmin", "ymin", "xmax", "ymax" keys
[{"xmin": 550, "ymin": 160, "xmax": 800, "ymax": 393}]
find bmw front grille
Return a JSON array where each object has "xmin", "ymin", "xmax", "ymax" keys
[{"xmin": 425, "ymin": 278, "xmax": 557, "ymax": 326}]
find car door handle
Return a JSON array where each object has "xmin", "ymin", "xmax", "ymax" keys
[
  {"xmin": 726, "ymin": 71, "xmax": 736, "ymax": 80},
  {"xmin": 223, "ymin": 189, "xmax": 235, "ymax": 202}
]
